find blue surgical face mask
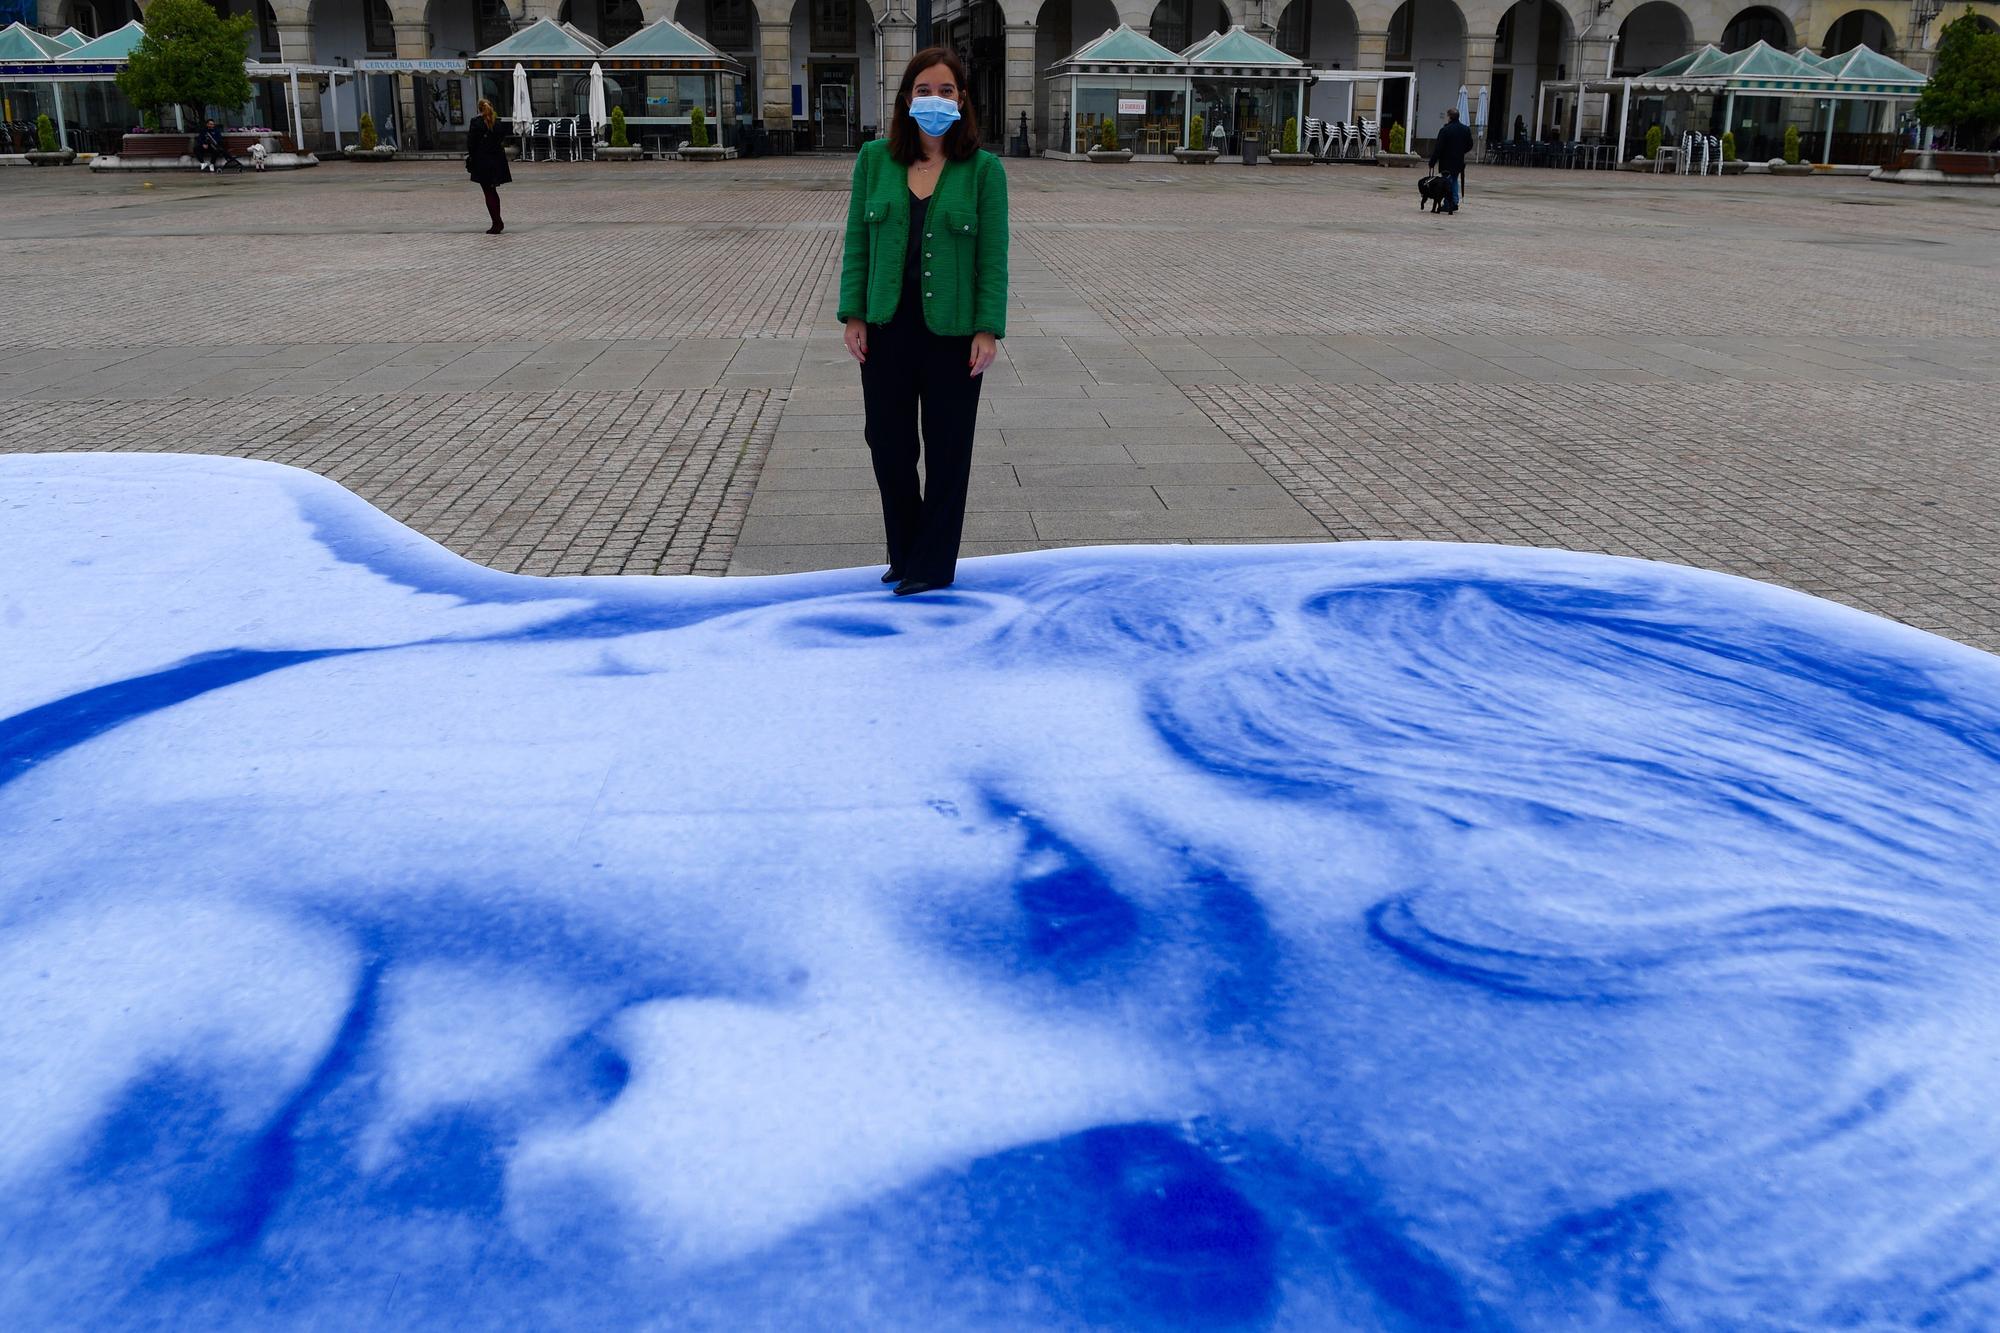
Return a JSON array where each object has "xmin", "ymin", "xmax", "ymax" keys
[{"xmin": 909, "ymin": 95, "xmax": 961, "ymax": 138}]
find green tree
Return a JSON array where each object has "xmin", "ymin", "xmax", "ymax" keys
[
  {"xmin": 609, "ymin": 106, "xmax": 629, "ymax": 148},
  {"xmin": 689, "ymin": 104, "xmax": 710, "ymax": 148},
  {"xmin": 1281, "ymin": 116, "xmax": 1299, "ymax": 153},
  {"xmin": 116, "ymin": 0, "xmax": 253, "ymax": 128},
  {"xmin": 358, "ymin": 112, "xmax": 378, "ymax": 151},
  {"xmin": 1387, "ymin": 123, "xmax": 1405, "ymax": 153},
  {"xmin": 1644, "ymin": 124, "xmax": 1662, "ymax": 159},
  {"xmin": 1098, "ymin": 117, "xmax": 1118, "ymax": 150},
  {"xmin": 1916, "ymin": 8, "xmax": 2000, "ymax": 147},
  {"xmin": 1782, "ymin": 124, "xmax": 1801, "ymax": 164},
  {"xmin": 36, "ymin": 112, "xmax": 56, "ymax": 152},
  {"xmin": 1188, "ymin": 112, "xmax": 1204, "ymax": 149},
  {"xmin": 1721, "ymin": 130, "xmax": 1736, "ymax": 161}
]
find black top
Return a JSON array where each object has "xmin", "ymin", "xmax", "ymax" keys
[
  {"xmin": 465, "ymin": 117, "xmax": 514, "ymax": 188},
  {"xmin": 881, "ymin": 190, "xmax": 930, "ymax": 331},
  {"xmin": 1431, "ymin": 120, "xmax": 1475, "ymax": 173}
]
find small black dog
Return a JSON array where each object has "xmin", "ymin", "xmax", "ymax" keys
[{"xmin": 1418, "ymin": 173, "xmax": 1453, "ymax": 213}]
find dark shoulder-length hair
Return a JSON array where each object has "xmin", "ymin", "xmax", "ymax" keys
[{"xmin": 887, "ymin": 46, "xmax": 980, "ymax": 164}]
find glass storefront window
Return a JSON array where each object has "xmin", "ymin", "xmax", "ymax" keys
[
  {"xmin": 1191, "ymin": 79, "xmax": 1297, "ymax": 151},
  {"xmin": 1072, "ymin": 86, "xmax": 1187, "ymax": 153},
  {"xmin": 644, "ymin": 74, "xmax": 716, "ymax": 117}
]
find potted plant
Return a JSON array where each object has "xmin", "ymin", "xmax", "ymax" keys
[
  {"xmin": 1173, "ymin": 112, "xmax": 1218, "ymax": 164},
  {"xmin": 1719, "ymin": 129, "xmax": 1747, "ymax": 175},
  {"xmin": 1379, "ymin": 121, "xmax": 1418, "ymax": 167},
  {"xmin": 679, "ymin": 105, "xmax": 727, "ymax": 159},
  {"xmin": 600, "ymin": 106, "xmax": 641, "ymax": 161},
  {"xmin": 344, "ymin": 112, "xmax": 395, "ymax": 160},
  {"xmin": 1086, "ymin": 117, "xmax": 1132, "ymax": 163},
  {"xmin": 26, "ymin": 113, "xmax": 77, "ymax": 166},
  {"xmin": 1770, "ymin": 124, "xmax": 1813, "ymax": 175},
  {"xmin": 1270, "ymin": 115, "xmax": 1314, "ymax": 164}
]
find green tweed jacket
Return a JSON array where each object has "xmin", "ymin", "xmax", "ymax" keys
[{"xmin": 838, "ymin": 138, "xmax": 1009, "ymax": 339}]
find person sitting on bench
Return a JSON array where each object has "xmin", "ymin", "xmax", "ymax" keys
[{"xmin": 193, "ymin": 119, "xmax": 243, "ymax": 172}]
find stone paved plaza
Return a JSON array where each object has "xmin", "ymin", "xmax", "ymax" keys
[{"xmin": 4, "ymin": 159, "xmax": 1998, "ymax": 647}]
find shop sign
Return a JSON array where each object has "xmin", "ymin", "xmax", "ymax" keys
[{"xmin": 1117, "ymin": 98, "xmax": 1146, "ymax": 115}]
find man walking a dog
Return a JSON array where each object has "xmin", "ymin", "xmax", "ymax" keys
[{"xmin": 1429, "ymin": 107, "xmax": 1473, "ymax": 215}]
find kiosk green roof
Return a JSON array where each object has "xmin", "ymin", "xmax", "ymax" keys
[
  {"xmin": 1066, "ymin": 24, "xmax": 1181, "ymax": 64},
  {"xmin": 0, "ymin": 20, "xmax": 74, "ymax": 60},
  {"xmin": 600, "ymin": 18, "xmax": 733, "ymax": 62},
  {"xmin": 475, "ymin": 17, "xmax": 605, "ymax": 60},
  {"xmin": 1183, "ymin": 26, "xmax": 1301, "ymax": 67},
  {"xmin": 61, "ymin": 20, "xmax": 147, "ymax": 61}
]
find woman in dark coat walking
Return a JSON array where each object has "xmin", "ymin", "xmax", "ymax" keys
[{"xmin": 466, "ymin": 98, "xmax": 512, "ymax": 235}]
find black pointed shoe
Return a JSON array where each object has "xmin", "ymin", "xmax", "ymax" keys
[
  {"xmin": 880, "ymin": 568, "xmax": 902, "ymax": 584},
  {"xmin": 893, "ymin": 578, "xmax": 948, "ymax": 597}
]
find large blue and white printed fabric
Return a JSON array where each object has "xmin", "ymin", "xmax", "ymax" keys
[{"xmin": 4, "ymin": 453, "xmax": 2000, "ymax": 1330}]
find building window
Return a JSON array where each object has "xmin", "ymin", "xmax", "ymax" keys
[
  {"xmin": 1151, "ymin": 0, "xmax": 1188, "ymax": 53},
  {"xmin": 1275, "ymin": 2, "xmax": 1309, "ymax": 59},
  {"xmin": 602, "ymin": 0, "xmax": 642, "ymax": 45},
  {"xmin": 811, "ymin": 0, "xmax": 853, "ymax": 51},
  {"xmin": 364, "ymin": 0, "xmax": 395, "ymax": 55},
  {"xmin": 709, "ymin": 0, "xmax": 752, "ymax": 50},
  {"xmin": 475, "ymin": 0, "xmax": 512, "ymax": 51},
  {"xmin": 1387, "ymin": 2, "xmax": 1412, "ymax": 61},
  {"xmin": 1493, "ymin": 8, "xmax": 1514, "ymax": 62}
]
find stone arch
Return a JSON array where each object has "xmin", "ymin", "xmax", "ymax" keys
[
  {"xmin": 1820, "ymin": 7, "xmax": 1895, "ymax": 54},
  {"xmin": 1387, "ymin": 0, "xmax": 1464, "ymax": 145},
  {"xmin": 57, "ymin": 0, "xmax": 139, "ymax": 37},
  {"xmin": 1614, "ymin": 0, "xmax": 1691, "ymax": 73},
  {"xmin": 1274, "ymin": 0, "xmax": 1359, "ymax": 117},
  {"xmin": 557, "ymin": 0, "xmax": 647, "ymax": 42},
  {"xmin": 1491, "ymin": 0, "xmax": 1570, "ymax": 136},
  {"xmin": 1033, "ymin": 0, "xmax": 1120, "ymax": 153},
  {"xmin": 1148, "ymin": 0, "xmax": 1231, "ymax": 49},
  {"xmin": 675, "ymin": 0, "xmax": 761, "ymax": 117},
  {"xmin": 1719, "ymin": 4, "xmax": 1790, "ymax": 50},
  {"xmin": 782, "ymin": 0, "xmax": 879, "ymax": 147}
]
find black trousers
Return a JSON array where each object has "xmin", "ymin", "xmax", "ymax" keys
[{"xmin": 859, "ymin": 306, "xmax": 983, "ymax": 585}]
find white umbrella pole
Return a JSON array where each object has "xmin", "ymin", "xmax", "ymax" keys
[
  {"xmin": 51, "ymin": 82, "xmax": 65, "ymax": 145},
  {"xmin": 1617, "ymin": 80, "xmax": 1631, "ymax": 160},
  {"xmin": 1822, "ymin": 98, "xmax": 1835, "ymax": 163},
  {"xmin": 1532, "ymin": 84, "xmax": 1542, "ymax": 141}
]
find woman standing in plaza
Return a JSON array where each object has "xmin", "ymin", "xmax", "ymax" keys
[
  {"xmin": 840, "ymin": 48, "xmax": 1009, "ymax": 596},
  {"xmin": 465, "ymin": 98, "xmax": 511, "ymax": 235}
]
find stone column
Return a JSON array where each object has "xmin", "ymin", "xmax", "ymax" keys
[
  {"xmin": 761, "ymin": 12, "xmax": 794, "ymax": 127},
  {"xmin": 276, "ymin": 19, "xmax": 322, "ymax": 149},
  {"xmin": 1353, "ymin": 29, "xmax": 1388, "ymax": 123},
  {"xmin": 879, "ymin": 16, "xmax": 915, "ymax": 130},
  {"xmin": 1575, "ymin": 36, "xmax": 1613, "ymax": 138},
  {"xmin": 393, "ymin": 21, "xmax": 430, "ymax": 150},
  {"xmin": 1462, "ymin": 32, "xmax": 1495, "ymax": 146},
  {"xmin": 1003, "ymin": 22, "xmax": 1035, "ymax": 153}
]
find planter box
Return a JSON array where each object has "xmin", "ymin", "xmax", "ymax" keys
[
  {"xmin": 1269, "ymin": 151, "xmax": 1315, "ymax": 165},
  {"xmin": 1720, "ymin": 159, "xmax": 1747, "ymax": 175},
  {"xmin": 1086, "ymin": 148, "xmax": 1133, "ymax": 163},
  {"xmin": 677, "ymin": 145, "xmax": 728, "ymax": 160},
  {"xmin": 1172, "ymin": 148, "xmax": 1219, "ymax": 165},
  {"xmin": 598, "ymin": 145, "xmax": 642, "ymax": 161},
  {"xmin": 26, "ymin": 148, "xmax": 76, "ymax": 167},
  {"xmin": 1378, "ymin": 152, "xmax": 1420, "ymax": 168},
  {"xmin": 120, "ymin": 132, "xmax": 193, "ymax": 157},
  {"xmin": 343, "ymin": 145, "xmax": 396, "ymax": 161},
  {"xmin": 1767, "ymin": 161, "xmax": 1814, "ymax": 176}
]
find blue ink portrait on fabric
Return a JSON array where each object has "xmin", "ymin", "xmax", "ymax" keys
[{"xmin": 3, "ymin": 454, "xmax": 1999, "ymax": 1330}]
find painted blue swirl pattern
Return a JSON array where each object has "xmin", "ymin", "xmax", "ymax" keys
[{"xmin": 3, "ymin": 454, "xmax": 1998, "ymax": 1331}]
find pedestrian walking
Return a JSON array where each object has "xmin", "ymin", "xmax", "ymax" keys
[
  {"xmin": 1430, "ymin": 107, "xmax": 1474, "ymax": 215},
  {"xmin": 466, "ymin": 98, "xmax": 512, "ymax": 235},
  {"xmin": 839, "ymin": 47, "xmax": 1009, "ymax": 597}
]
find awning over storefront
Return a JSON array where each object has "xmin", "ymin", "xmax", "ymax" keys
[
  {"xmin": 467, "ymin": 18, "xmax": 605, "ymax": 72},
  {"xmin": 468, "ymin": 16, "xmax": 745, "ymax": 139},
  {"xmin": 1047, "ymin": 25, "xmax": 1315, "ymax": 157},
  {"xmin": 1539, "ymin": 39, "xmax": 1928, "ymax": 164},
  {"xmin": 0, "ymin": 20, "xmax": 67, "ymax": 61}
]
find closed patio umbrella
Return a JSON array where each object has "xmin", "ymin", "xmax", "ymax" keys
[
  {"xmin": 1455, "ymin": 85, "xmax": 1469, "ymax": 126},
  {"xmin": 1476, "ymin": 84, "xmax": 1489, "ymax": 132},
  {"xmin": 588, "ymin": 61, "xmax": 607, "ymax": 137},
  {"xmin": 512, "ymin": 62, "xmax": 532, "ymax": 135}
]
